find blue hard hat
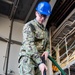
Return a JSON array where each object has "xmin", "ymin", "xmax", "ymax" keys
[{"xmin": 36, "ymin": 1, "xmax": 52, "ymax": 16}]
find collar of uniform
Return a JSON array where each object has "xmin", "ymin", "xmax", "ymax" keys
[{"xmin": 34, "ymin": 19, "xmax": 46, "ymax": 31}]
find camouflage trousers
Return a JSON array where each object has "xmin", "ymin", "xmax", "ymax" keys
[{"xmin": 18, "ymin": 56, "xmax": 41, "ymax": 75}]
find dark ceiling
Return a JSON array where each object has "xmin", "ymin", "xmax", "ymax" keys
[
  {"xmin": 0, "ymin": 0, "xmax": 75, "ymax": 29},
  {"xmin": 0, "ymin": 0, "xmax": 50, "ymax": 21}
]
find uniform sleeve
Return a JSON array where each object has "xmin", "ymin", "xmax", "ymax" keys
[
  {"xmin": 46, "ymin": 40, "xmax": 50, "ymax": 54},
  {"xmin": 22, "ymin": 24, "xmax": 42, "ymax": 64},
  {"xmin": 45, "ymin": 31, "xmax": 50, "ymax": 54}
]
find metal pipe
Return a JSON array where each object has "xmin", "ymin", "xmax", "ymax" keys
[
  {"xmin": 10, "ymin": 0, "xmax": 19, "ymax": 19},
  {"xmin": 5, "ymin": 18, "xmax": 14, "ymax": 75},
  {"xmin": 53, "ymin": 0, "xmax": 69, "ymax": 22},
  {"xmin": 1, "ymin": 0, "xmax": 13, "ymax": 4},
  {"xmin": 24, "ymin": 0, "xmax": 38, "ymax": 23},
  {"xmin": 64, "ymin": 37, "xmax": 70, "ymax": 75},
  {"xmin": 57, "ymin": 27, "xmax": 75, "ymax": 49},
  {"xmin": 56, "ymin": 0, "xmax": 75, "ymax": 24},
  {"xmin": 4, "ymin": 0, "xmax": 20, "ymax": 75},
  {"xmin": 49, "ymin": 0, "xmax": 66, "ymax": 21}
]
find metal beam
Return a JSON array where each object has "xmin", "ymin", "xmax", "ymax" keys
[
  {"xmin": 3, "ymin": 0, "xmax": 20, "ymax": 75},
  {"xmin": 1, "ymin": 0, "xmax": 13, "ymax": 4},
  {"xmin": 0, "ymin": 36, "xmax": 22, "ymax": 45},
  {"xmin": 24, "ymin": 0, "xmax": 38, "ymax": 23}
]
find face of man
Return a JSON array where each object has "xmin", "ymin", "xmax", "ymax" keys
[{"xmin": 35, "ymin": 11, "xmax": 47, "ymax": 24}]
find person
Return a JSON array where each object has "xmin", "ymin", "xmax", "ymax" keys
[{"xmin": 18, "ymin": 1, "xmax": 52, "ymax": 75}]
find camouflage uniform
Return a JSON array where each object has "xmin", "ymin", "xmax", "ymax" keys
[{"xmin": 18, "ymin": 19, "xmax": 50, "ymax": 75}]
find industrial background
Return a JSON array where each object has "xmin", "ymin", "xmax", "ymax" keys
[{"xmin": 0, "ymin": 0, "xmax": 75, "ymax": 75}]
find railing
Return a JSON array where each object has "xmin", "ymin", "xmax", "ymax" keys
[{"xmin": 48, "ymin": 55, "xmax": 66, "ymax": 75}]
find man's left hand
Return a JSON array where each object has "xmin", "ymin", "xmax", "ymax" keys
[{"xmin": 41, "ymin": 51, "xmax": 48, "ymax": 60}]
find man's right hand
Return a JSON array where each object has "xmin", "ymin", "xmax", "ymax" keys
[{"xmin": 39, "ymin": 63, "xmax": 47, "ymax": 75}]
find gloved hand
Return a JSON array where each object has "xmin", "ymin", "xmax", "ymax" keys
[{"xmin": 39, "ymin": 63, "xmax": 47, "ymax": 75}]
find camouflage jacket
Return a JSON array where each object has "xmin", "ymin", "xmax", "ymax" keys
[{"xmin": 19, "ymin": 19, "xmax": 50, "ymax": 65}]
